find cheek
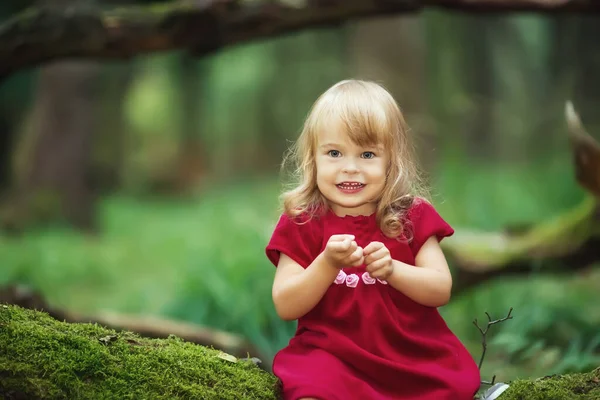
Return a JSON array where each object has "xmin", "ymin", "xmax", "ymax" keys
[
  {"xmin": 315, "ymin": 165, "xmax": 327, "ymax": 188},
  {"xmin": 366, "ymin": 163, "xmax": 387, "ymax": 181},
  {"xmin": 316, "ymin": 160, "xmax": 335, "ymax": 179}
]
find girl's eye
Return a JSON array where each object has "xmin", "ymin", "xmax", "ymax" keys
[
  {"xmin": 361, "ymin": 152, "xmax": 375, "ymax": 159},
  {"xmin": 328, "ymin": 150, "xmax": 341, "ymax": 158}
]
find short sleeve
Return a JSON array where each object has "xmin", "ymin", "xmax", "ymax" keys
[
  {"xmin": 265, "ymin": 213, "xmax": 323, "ymax": 269},
  {"xmin": 408, "ymin": 199, "xmax": 454, "ymax": 256}
]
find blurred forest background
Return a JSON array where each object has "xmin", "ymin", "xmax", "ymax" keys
[{"xmin": 0, "ymin": 1, "xmax": 599, "ymax": 387}]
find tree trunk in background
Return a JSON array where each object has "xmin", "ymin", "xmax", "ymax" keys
[
  {"xmin": 422, "ymin": 11, "xmax": 480, "ymax": 212},
  {"xmin": 0, "ymin": 2, "xmax": 17, "ymax": 194},
  {"xmin": 12, "ymin": 0, "xmax": 103, "ymax": 232},
  {"xmin": 487, "ymin": 16, "xmax": 549, "ymax": 161},
  {"xmin": 198, "ymin": 42, "xmax": 279, "ymax": 179},
  {"xmin": 144, "ymin": 51, "xmax": 207, "ymax": 196},
  {"xmin": 347, "ymin": 15, "xmax": 434, "ymax": 170},
  {"xmin": 159, "ymin": 52, "xmax": 207, "ymax": 195},
  {"xmin": 459, "ymin": 15, "xmax": 496, "ymax": 160},
  {"xmin": 91, "ymin": 63, "xmax": 132, "ymax": 194},
  {"xmin": 0, "ymin": 110, "xmax": 12, "ymax": 194},
  {"xmin": 19, "ymin": 61, "xmax": 101, "ymax": 231}
]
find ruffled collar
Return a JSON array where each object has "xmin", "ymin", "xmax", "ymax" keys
[{"xmin": 325, "ymin": 208, "xmax": 377, "ymax": 226}]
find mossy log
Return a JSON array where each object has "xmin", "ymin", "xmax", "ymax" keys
[
  {"xmin": 445, "ymin": 102, "xmax": 600, "ymax": 294},
  {"xmin": 0, "ymin": 304, "xmax": 280, "ymax": 400},
  {"xmin": 2, "ymin": 304, "xmax": 599, "ymax": 399},
  {"xmin": 1, "ymin": 0, "xmax": 599, "ymax": 81},
  {"xmin": 498, "ymin": 368, "xmax": 600, "ymax": 400},
  {"xmin": 0, "ymin": 284, "xmax": 267, "ymax": 369}
]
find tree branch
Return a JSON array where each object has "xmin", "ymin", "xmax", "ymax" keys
[
  {"xmin": 1, "ymin": 0, "xmax": 599, "ymax": 80},
  {"xmin": 447, "ymin": 102, "xmax": 600, "ymax": 295}
]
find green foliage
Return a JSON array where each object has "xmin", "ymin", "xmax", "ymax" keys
[
  {"xmin": 446, "ymin": 271, "xmax": 600, "ymax": 383},
  {"xmin": 432, "ymin": 157, "xmax": 585, "ymax": 231},
  {"xmin": 0, "ymin": 304, "xmax": 279, "ymax": 399}
]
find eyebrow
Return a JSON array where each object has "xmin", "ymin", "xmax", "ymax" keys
[
  {"xmin": 319, "ymin": 143, "xmax": 338, "ymax": 149},
  {"xmin": 319, "ymin": 143, "xmax": 384, "ymax": 151}
]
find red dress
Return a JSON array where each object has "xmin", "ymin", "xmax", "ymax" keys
[{"xmin": 265, "ymin": 200, "xmax": 481, "ymax": 400}]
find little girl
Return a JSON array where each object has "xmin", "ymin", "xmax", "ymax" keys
[{"xmin": 265, "ymin": 80, "xmax": 481, "ymax": 400}]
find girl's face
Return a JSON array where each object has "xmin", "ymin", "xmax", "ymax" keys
[{"xmin": 315, "ymin": 121, "xmax": 389, "ymax": 217}]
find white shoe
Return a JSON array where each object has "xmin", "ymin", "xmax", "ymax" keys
[{"xmin": 480, "ymin": 383, "xmax": 510, "ymax": 400}]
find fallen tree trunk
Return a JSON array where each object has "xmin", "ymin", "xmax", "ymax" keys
[
  {"xmin": 1, "ymin": 304, "xmax": 598, "ymax": 399},
  {"xmin": 0, "ymin": 284, "xmax": 266, "ymax": 368},
  {"xmin": 446, "ymin": 195, "xmax": 600, "ymax": 294},
  {"xmin": 500, "ymin": 367, "xmax": 600, "ymax": 400},
  {"xmin": 0, "ymin": 0, "xmax": 599, "ymax": 81},
  {"xmin": 446, "ymin": 102, "xmax": 600, "ymax": 294},
  {"xmin": 0, "ymin": 304, "xmax": 279, "ymax": 399}
]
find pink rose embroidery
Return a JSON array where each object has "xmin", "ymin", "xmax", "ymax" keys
[
  {"xmin": 346, "ymin": 274, "xmax": 359, "ymax": 288},
  {"xmin": 377, "ymin": 278, "xmax": 388, "ymax": 285},
  {"xmin": 334, "ymin": 270, "xmax": 347, "ymax": 285},
  {"xmin": 361, "ymin": 272, "xmax": 376, "ymax": 285}
]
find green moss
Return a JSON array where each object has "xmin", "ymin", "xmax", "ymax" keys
[
  {"xmin": 4, "ymin": 304, "xmax": 598, "ymax": 400},
  {"xmin": 500, "ymin": 367, "xmax": 600, "ymax": 400},
  {"xmin": 107, "ymin": 2, "xmax": 191, "ymax": 20},
  {"xmin": 0, "ymin": 304, "xmax": 280, "ymax": 399}
]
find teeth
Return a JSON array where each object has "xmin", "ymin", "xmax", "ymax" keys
[{"xmin": 337, "ymin": 183, "xmax": 364, "ymax": 190}]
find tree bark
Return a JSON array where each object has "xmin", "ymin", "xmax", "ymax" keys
[{"xmin": 0, "ymin": 0, "xmax": 599, "ymax": 82}]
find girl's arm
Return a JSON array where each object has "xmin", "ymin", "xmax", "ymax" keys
[
  {"xmin": 385, "ymin": 236, "xmax": 453, "ymax": 307},
  {"xmin": 272, "ymin": 252, "xmax": 340, "ymax": 321}
]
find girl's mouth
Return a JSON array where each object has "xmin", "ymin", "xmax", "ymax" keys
[{"xmin": 336, "ymin": 182, "xmax": 365, "ymax": 193}]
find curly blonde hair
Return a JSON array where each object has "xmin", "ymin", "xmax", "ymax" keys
[{"xmin": 280, "ymin": 79, "xmax": 428, "ymax": 239}]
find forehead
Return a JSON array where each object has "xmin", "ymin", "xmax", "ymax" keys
[
  {"xmin": 315, "ymin": 117, "xmax": 384, "ymax": 150},
  {"xmin": 316, "ymin": 119, "xmax": 348, "ymax": 144}
]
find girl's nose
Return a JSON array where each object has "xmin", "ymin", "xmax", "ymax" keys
[{"xmin": 342, "ymin": 160, "xmax": 359, "ymax": 174}]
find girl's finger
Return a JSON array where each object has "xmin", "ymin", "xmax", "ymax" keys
[
  {"xmin": 363, "ymin": 241, "xmax": 384, "ymax": 255},
  {"xmin": 366, "ymin": 258, "xmax": 386, "ymax": 274},
  {"xmin": 329, "ymin": 234, "xmax": 355, "ymax": 243},
  {"xmin": 364, "ymin": 247, "xmax": 388, "ymax": 265}
]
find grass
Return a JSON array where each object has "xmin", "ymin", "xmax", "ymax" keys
[{"xmin": 0, "ymin": 167, "xmax": 598, "ymax": 383}]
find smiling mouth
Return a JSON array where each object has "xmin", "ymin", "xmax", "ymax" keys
[{"xmin": 336, "ymin": 182, "xmax": 365, "ymax": 192}]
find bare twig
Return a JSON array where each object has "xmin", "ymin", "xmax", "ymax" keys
[{"xmin": 473, "ymin": 307, "xmax": 514, "ymax": 385}]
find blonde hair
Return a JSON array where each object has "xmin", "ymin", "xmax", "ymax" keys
[{"xmin": 280, "ymin": 79, "xmax": 428, "ymax": 239}]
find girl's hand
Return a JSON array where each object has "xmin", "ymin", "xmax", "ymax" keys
[
  {"xmin": 364, "ymin": 241, "xmax": 394, "ymax": 281},
  {"xmin": 323, "ymin": 234, "xmax": 364, "ymax": 269}
]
